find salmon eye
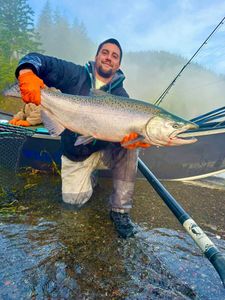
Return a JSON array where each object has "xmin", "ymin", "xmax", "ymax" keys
[{"xmin": 172, "ymin": 123, "xmax": 180, "ymax": 129}]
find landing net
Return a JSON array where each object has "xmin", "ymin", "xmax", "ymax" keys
[{"xmin": 0, "ymin": 123, "xmax": 34, "ymax": 200}]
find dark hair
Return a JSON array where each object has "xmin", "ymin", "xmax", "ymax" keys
[{"xmin": 96, "ymin": 38, "xmax": 123, "ymax": 63}]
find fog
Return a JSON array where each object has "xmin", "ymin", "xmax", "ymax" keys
[
  {"xmin": 35, "ymin": 3, "xmax": 225, "ymax": 120},
  {"xmin": 39, "ymin": 44, "xmax": 225, "ymax": 120},
  {"xmin": 122, "ymin": 51, "xmax": 225, "ymax": 119}
]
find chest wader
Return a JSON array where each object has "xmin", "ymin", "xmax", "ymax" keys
[{"xmin": 61, "ymin": 144, "xmax": 138, "ymax": 212}]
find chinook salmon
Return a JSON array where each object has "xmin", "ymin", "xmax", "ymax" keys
[{"xmin": 3, "ymin": 84, "xmax": 198, "ymax": 147}]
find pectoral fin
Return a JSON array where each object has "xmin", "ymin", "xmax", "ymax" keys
[
  {"xmin": 121, "ymin": 135, "xmax": 145, "ymax": 147},
  {"xmin": 74, "ymin": 135, "xmax": 95, "ymax": 146}
]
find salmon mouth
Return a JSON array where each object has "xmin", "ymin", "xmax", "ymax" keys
[
  {"xmin": 170, "ymin": 135, "xmax": 198, "ymax": 144},
  {"xmin": 169, "ymin": 127, "xmax": 198, "ymax": 144}
]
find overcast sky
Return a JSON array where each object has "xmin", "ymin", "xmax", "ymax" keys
[{"xmin": 28, "ymin": 0, "xmax": 225, "ymax": 75}]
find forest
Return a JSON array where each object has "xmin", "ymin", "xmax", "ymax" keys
[{"xmin": 0, "ymin": 0, "xmax": 95, "ymax": 91}]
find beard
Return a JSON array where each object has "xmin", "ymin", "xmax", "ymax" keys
[{"xmin": 96, "ymin": 64, "xmax": 113, "ymax": 78}]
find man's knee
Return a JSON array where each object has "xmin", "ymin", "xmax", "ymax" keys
[
  {"xmin": 111, "ymin": 148, "xmax": 138, "ymax": 182},
  {"xmin": 62, "ymin": 190, "xmax": 93, "ymax": 207}
]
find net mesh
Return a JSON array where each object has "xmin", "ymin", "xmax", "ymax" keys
[{"xmin": 0, "ymin": 124, "xmax": 34, "ymax": 200}]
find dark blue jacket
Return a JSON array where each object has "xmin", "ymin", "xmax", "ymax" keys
[{"xmin": 16, "ymin": 53, "xmax": 129, "ymax": 161}]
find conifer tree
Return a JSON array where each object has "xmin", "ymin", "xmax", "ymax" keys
[
  {"xmin": 37, "ymin": 0, "xmax": 53, "ymax": 54},
  {"xmin": 0, "ymin": 0, "xmax": 42, "ymax": 89},
  {"xmin": 37, "ymin": 1, "xmax": 95, "ymax": 64}
]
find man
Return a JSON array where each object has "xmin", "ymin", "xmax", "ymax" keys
[{"xmin": 15, "ymin": 38, "xmax": 150, "ymax": 238}]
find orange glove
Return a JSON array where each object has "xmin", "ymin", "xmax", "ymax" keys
[
  {"xmin": 18, "ymin": 71, "xmax": 45, "ymax": 105},
  {"xmin": 121, "ymin": 132, "xmax": 151, "ymax": 150},
  {"xmin": 9, "ymin": 117, "xmax": 20, "ymax": 125},
  {"xmin": 14, "ymin": 120, "xmax": 31, "ymax": 127}
]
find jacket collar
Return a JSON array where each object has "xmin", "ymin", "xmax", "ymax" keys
[{"xmin": 85, "ymin": 61, "xmax": 125, "ymax": 92}]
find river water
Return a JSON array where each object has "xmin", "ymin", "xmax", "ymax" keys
[{"xmin": 0, "ymin": 171, "xmax": 224, "ymax": 300}]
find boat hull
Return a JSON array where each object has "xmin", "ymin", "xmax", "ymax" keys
[
  {"xmin": 139, "ymin": 129, "xmax": 225, "ymax": 180},
  {"xmin": 1, "ymin": 112, "xmax": 225, "ymax": 180},
  {"xmin": 17, "ymin": 127, "xmax": 225, "ymax": 181}
]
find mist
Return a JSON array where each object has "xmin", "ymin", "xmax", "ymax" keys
[
  {"xmin": 35, "ymin": 3, "xmax": 225, "ymax": 120},
  {"xmin": 122, "ymin": 51, "xmax": 225, "ymax": 119},
  {"xmin": 38, "ymin": 37, "xmax": 225, "ymax": 120}
]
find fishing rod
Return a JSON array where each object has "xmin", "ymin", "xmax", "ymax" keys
[
  {"xmin": 190, "ymin": 106, "xmax": 225, "ymax": 124},
  {"xmin": 196, "ymin": 112, "xmax": 225, "ymax": 125},
  {"xmin": 154, "ymin": 16, "xmax": 225, "ymax": 106},
  {"xmin": 138, "ymin": 158, "xmax": 225, "ymax": 287}
]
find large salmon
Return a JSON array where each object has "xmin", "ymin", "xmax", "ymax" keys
[{"xmin": 3, "ymin": 84, "xmax": 198, "ymax": 147}]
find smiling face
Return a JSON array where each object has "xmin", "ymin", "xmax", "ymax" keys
[{"xmin": 95, "ymin": 43, "xmax": 121, "ymax": 82}]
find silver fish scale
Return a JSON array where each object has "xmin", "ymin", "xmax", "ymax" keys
[
  {"xmin": 3, "ymin": 83, "xmax": 198, "ymax": 146},
  {"xmin": 43, "ymin": 89, "xmax": 161, "ymax": 116}
]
